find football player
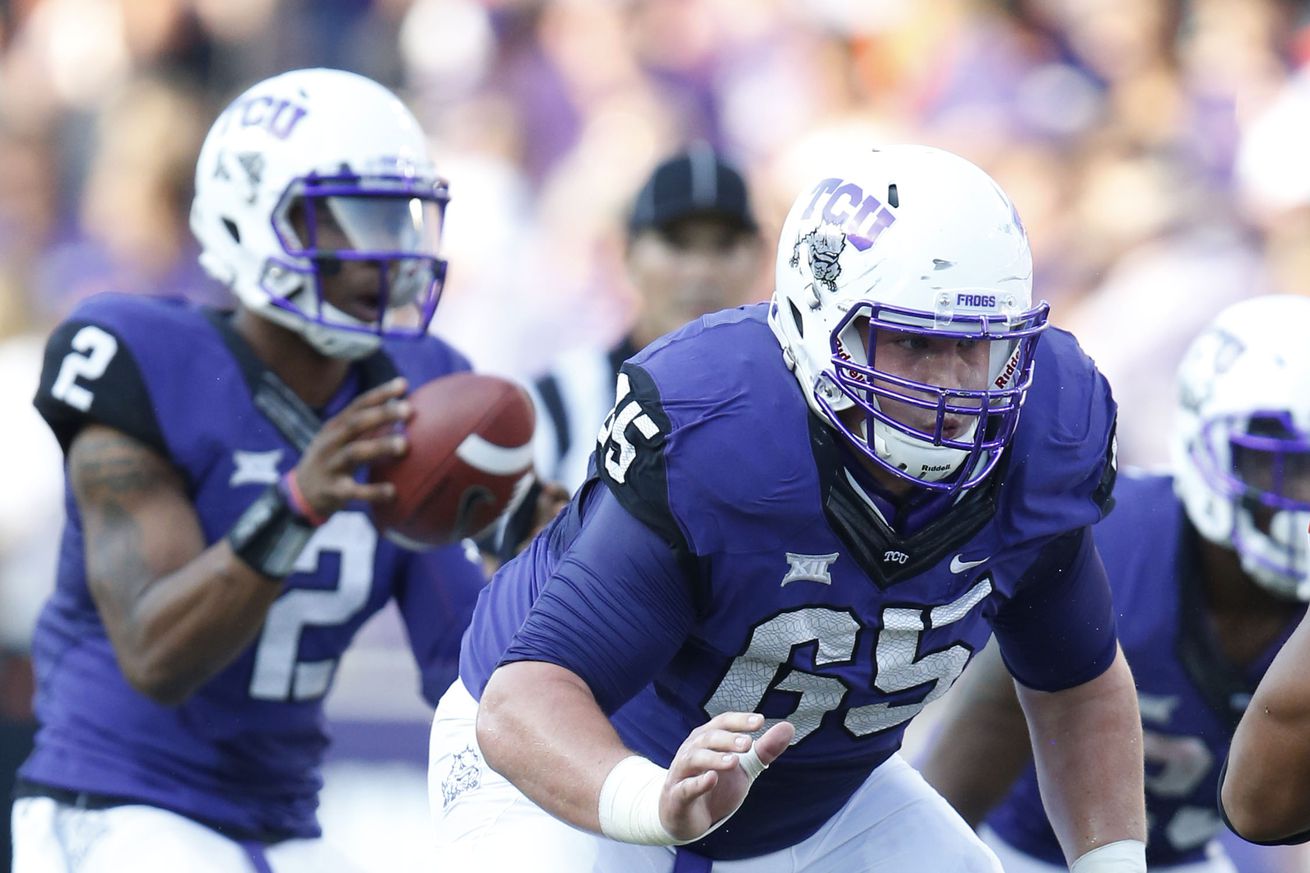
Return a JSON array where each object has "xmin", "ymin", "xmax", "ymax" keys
[
  {"xmin": 922, "ymin": 295, "xmax": 1310, "ymax": 873},
  {"xmin": 429, "ymin": 145, "xmax": 1147, "ymax": 872},
  {"xmin": 486, "ymin": 146, "xmax": 764, "ymax": 567},
  {"xmin": 1222, "ymin": 315, "xmax": 1310, "ymax": 849},
  {"xmin": 530, "ymin": 144, "xmax": 764, "ymax": 495},
  {"xmin": 11, "ymin": 69, "xmax": 487, "ymax": 873}
]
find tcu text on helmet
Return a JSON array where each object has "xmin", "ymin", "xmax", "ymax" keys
[
  {"xmin": 799, "ymin": 178, "xmax": 897, "ymax": 251},
  {"xmin": 235, "ymin": 96, "xmax": 309, "ymax": 141}
]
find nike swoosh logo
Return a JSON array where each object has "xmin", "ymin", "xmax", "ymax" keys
[{"xmin": 949, "ymin": 555, "xmax": 988, "ymax": 574}]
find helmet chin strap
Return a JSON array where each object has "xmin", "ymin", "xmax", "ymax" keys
[
  {"xmin": 302, "ymin": 317, "xmax": 382, "ymax": 360},
  {"xmin": 1234, "ymin": 507, "xmax": 1310, "ymax": 601},
  {"xmin": 860, "ymin": 414, "xmax": 972, "ymax": 484},
  {"xmin": 260, "ymin": 284, "xmax": 383, "ymax": 360}
]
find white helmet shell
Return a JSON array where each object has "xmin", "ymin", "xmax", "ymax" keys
[
  {"xmin": 1173, "ymin": 294, "xmax": 1310, "ymax": 600},
  {"xmin": 190, "ymin": 68, "xmax": 450, "ymax": 359},
  {"xmin": 768, "ymin": 144, "xmax": 1046, "ymax": 491}
]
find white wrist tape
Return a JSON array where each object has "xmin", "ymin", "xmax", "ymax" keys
[
  {"xmin": 597, "ymin": 756, "xmax": 682, "ymax": 846},
  {"xmin": 596, "ymin": 745, "xmax": 774, "ymax": 847},
  {"xmin": 1069, "ymin": 840, "xmax": 1146, "ymax": 873}
]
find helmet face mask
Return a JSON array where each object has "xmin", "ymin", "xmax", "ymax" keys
[
  {"xmin": 1173, "ymin": 297, "xmax": 1310, "ymax": 600},
  {"xmin": 191, "ymin": 69, "xmax": 451, "ymax": 359},
  {"xmin": 825, "ymin": 299, "xmax": 1047, "ymax": 490},
  {"xmin": 769, "ymin": 145, "xmax": 1048, "ymax": 494},
  {"xmin": 268, "ymin": 173, "xmax": 450, "ymax": 338}
]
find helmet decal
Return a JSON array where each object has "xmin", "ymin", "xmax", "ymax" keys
[
  {"xmin": 768, "ymin": 145, "xmax": 1045, "ymax": 494},
  {"xmin": 795, "ymin": 177, "xmax": 897, "ymax": 251},
  {"xmin": 234, "ymin": 95, "xmax": 309, "ymax": 140},
  {"xmin": 790, "ymin": 224, "xmax": 848, "ymax": 296}
]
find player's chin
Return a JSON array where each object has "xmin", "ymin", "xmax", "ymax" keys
[{"xmin": 341, "ymin": 294, "xmax": 383, "ymax": 323}]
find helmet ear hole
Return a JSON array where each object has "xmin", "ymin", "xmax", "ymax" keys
[
  {"xmin": 789, "ymin": 299, "xmax": 805, "ymax": 338},
  {"xmin": 222, "ymin": 218, "xmax": 241, "ymax": 243}
]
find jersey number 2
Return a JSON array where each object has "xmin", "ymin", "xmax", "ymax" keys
[
  {"xmin": 248, "ymin": 512, "xmax": 375, "ymax": 701},
  {"xmin": 51, "ymin": 325, "xmax": 119, "ymax": 412}
]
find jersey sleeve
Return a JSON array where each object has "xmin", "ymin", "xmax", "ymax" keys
[
  {"xmin": 1000, "ymin": 328, "xmax": 1119, "ymax": 547},
  {"xmin": 34, "ymin": 316, "xmax": 166, "ymax": 455},
  {"xmin": 990, "ymin": 527, "xmax": 1119, "ymax": 692},
  {"xmin": 499, "ymin": 484, "xmax": 698, "ymax": 713},
  {"xmin": 593, "ymin": 362, "xmax": 690, "ymax": 556},
  {"xmin": 394, "ymin": 539, "xmax": 488, "ymax": 707}
]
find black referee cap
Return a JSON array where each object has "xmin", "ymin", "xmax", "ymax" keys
[{"xmin": 627, "ymin": 144, "xmax": 758, "ymax": 237}]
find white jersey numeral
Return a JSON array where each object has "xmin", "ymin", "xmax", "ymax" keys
[
  {"xmin": 51, "ymin": 325, "xmax": 119, "ymax": 412},
  {"xmin": 705, "ymin": 580, "xmax": 992, "ymax": 743},
  {"xmin": 596, "ymin": 373, "xmax": 660, "ymax": 484},
  {"xmin": 1142, "ymin": 728, "xmax": 1216, "ymax": 852},
  {"xmin": 249, "ymin": 511, "xmax": 375, "ymax": 701}
]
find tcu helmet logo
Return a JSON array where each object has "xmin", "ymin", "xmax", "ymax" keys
[
  {"xmin": 236, "ymin": 95, "xmax": 309, "ymax": 140},
  {"xmin": 798, "ymin": 178, "xmax": 897, "ymax": 252},
  {"xmin": 1178, "ymin": 327, "xmax": 1245, "ymax": 412},
  {"xmin": 883, "ymin": 550, "xmax": 909, "ymax": 565},
  {"xmin": 790, "ymin": 225, "xmax": 847, "ymax": 294}
]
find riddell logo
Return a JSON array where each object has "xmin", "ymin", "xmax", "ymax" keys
[
  {"xmin": 834, "ymin": 337, "xmax": 867, "ymax": 383},
  {"xmin": 993, "ymin": 349, "xmax": 1021, "ymax": 388}
]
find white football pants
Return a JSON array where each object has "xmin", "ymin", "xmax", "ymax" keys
[
  {"xmin": 430, "ymin": 678, "xmax": 1001, "ymax": 873},
  {"xmin": 11, "ymin": 796, "xmax": 365, "ymax": 873}
]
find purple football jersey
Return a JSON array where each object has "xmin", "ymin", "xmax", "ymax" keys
[
  {"xmin": 987, "ymin": 471, "xmax": 1305, "ymax": 867},
  {"xmin": 21, "ymin": 293, "xmax": 486, "ymax": 840},
  {"xmin": 461, "ymin": 302, "xmax": 1119, "ymax": 859}
]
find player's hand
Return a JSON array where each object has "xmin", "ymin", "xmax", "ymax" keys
[
  {"xmin": 523, "ymin": 481, "xmax": 570, "ymax": 547},
  {"xmin": 658, "ymin": 712, "xmax": 795, "ymax": 843},
  {"xmin": 294, "ymin": 377, "xmax": 413, "ymax": 518}
]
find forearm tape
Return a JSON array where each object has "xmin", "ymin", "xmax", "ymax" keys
[
  {"xmin": 226, "ymin": 484, "xmax": 315, "ymax": 580},
  {"xmin": 1070, "ymin": 840, "xmax": 1146, "ymax": 873}
]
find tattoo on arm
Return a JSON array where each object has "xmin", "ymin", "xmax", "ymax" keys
[
  {"xmin": 71, "ymin": 429, "xmax": 169, "ymax": 502},
  {"xmin": 70, "ymin": 427, "xmax": 183, "ymax": 594}
]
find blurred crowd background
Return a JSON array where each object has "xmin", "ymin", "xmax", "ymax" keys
[{"xmin": 5, "ymin": 0, "xmax": 1310, "ymax": 870}]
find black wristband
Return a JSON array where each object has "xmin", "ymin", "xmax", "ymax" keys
[{"xmin": 227, "ymin": 484, "xmax": 315, "ymax": 580}]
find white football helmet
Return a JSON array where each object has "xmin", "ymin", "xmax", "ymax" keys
[
  {"xmin": 769, "ymin": 145, "xmax": 1048, "ymax": 493},
  {"xmin": 1173, "ymin": 295, "xmax": 1310, "ymax": 600},
  {"xmin": 191, "ymin": 68, "xmax": 450, "ymax": 359}
]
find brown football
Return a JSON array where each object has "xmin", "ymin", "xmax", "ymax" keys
[{"xmin": 369, "ymin": 372, "xmax": 536, "ymax": 548}]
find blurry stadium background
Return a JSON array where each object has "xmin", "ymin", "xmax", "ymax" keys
[{"xmin": 4, "ymin": 0, "xmax": 1310, "ymax": 870}]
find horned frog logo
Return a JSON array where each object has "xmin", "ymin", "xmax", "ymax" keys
[
  {"xmin": 441, "ymin": 744, "xmax": 484, "ymax": 808},
  {"xmin": 1178, "ymin": 327, "xmax": 1245, "ymax": 412},
  {"xmin": 790, "ymin": 223, "xmax": 847, "ymax": 294}
]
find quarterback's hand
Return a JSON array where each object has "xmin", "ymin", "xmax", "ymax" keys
[
  {"xmin": 659, "ymin": 712, "xmax": 795, "ymax": 843},
  {"xmin": 524, "ymin": 481, "xmax": 570, "ymax": 546},
  {"xmin": 294, "ymin": 377, "xmax": 413, "ymax": 518}
]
